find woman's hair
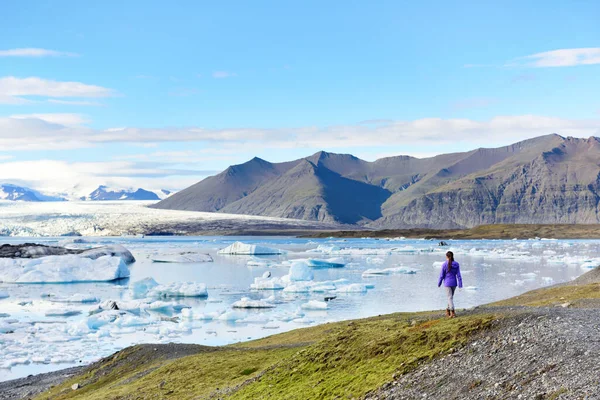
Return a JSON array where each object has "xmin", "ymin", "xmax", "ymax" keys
[{"xmin": 446, "ymin": 251, "xmax": 454, "ymax": 272}]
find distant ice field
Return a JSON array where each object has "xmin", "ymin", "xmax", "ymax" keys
[{"xmin": 0, "ymin": 235, "xmax": 598, "ymax": 382}]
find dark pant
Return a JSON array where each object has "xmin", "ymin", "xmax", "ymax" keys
[{"xmin": 446, "ymin": 286, "xmax": 456, "ymax": 310}]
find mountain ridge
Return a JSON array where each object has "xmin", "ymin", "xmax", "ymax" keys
[{"xmin": 152, "ymin": 134, "xmax": 600, "ymax": 228}]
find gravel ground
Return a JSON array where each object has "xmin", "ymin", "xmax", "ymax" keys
[
  {"xmin": 366, "ymin": 307, "xmax": 600, "ymax": 400},
  {"xmin": 0, "ymin": 367, "xmax": 83, "ymax": 400}
]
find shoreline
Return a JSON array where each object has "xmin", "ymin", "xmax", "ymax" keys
[{"xmin": 4, "ymin": 267, "xmax": 600, "ymax": 398}]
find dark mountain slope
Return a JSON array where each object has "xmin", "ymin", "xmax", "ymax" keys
[{"xmin": 153, "ymin": 134, "xmax": 600, "ymax": 228}]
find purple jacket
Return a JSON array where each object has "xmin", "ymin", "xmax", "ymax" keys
[{"xmin": 438, "ymin": 261, "xmax": 463, "ymax": 288}]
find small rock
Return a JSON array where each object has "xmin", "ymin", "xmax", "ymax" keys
[
  {"xmin": 71, "ymin": 383, "xmax": 80, "ymax": 390},
  {"xmin": 561, "ymin": 302, "xmax": 570, "ymax": 308}
]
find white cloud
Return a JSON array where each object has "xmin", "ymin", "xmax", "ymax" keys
[
  {"xmin": 510, "ymin": 48, "xmax": 600, "ymax": 68},
  {"xmin": 0, "ymin": 114, "xmax": 598, "ymax": 151},
  {"xmin": 212, "ymin": 71, "xmax": 237, "ymax": 78},
  {"xmin": 9, "ymin": 113, "xmax": 89, "ymax": 126},
  {"xmin": 0, "ymin": 76, "xmax": 115, "ymax": 104},
  {"xmin": 0, "ymin": 48, "xmax": 77, "ymax": 57},
  {"xmin": 0, "ymin": 159, "xmax": 211, "ymax": 197},
  {"xmin": 48, "ymin": 99, "xmax": 103, "ymax": 106}
]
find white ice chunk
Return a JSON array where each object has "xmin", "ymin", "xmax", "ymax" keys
[
  {"xmin": 42, "ymin": 293, "xmax": 99, "ymax": 303},
  {"xmin": 362, "ymin": 266, "xmax": 418, "ymax": 276},
  {"xmin": 250, "ymin": 276, "xmax": 285, "ymax": 290},
  {"xmin": 0, "ymin": 255, "xmax": 129, "ymax": 283},
  {"xmin": 335, "ymin": 283, "xmax": 369, "ymax": 293},
  {"xmin": 79, "ymin": 244, "xmax": 136, "ymax": 264},
  {"xmin": 288, "ymin": 261, "xmax": 314, "ymax": 281},
  {"xmin": 45, "ymin": 309, "xmax": 82, "ymax": 317},
  {"xmin": 129, "ymin": 277, "xmax": 159, "ymax": 299},
  {"xmin": 218, "ymin": 241, "xmax": 285, "ymax": 255},
  {"xmin": 232, "ymin": 297, "xmax": 275, "ymax": 308},
  {"xmin": 301, "ymin": 300, "xmax": 328, "ymax": 310},
  {"xmin": 148, "ymin": 282, "xmax": 208, "ymax": 298},
  {"xmin": 151, "ymin": 253, "xmax": 213, "ymax": 263},
  {"xmin": 217, "ymin": 310, "xmax": 247, "ymax": 321}
]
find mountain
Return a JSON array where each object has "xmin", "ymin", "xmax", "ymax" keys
[
  {"xmin": 0, "ymin": 184, "xmax": 66, "ymax": 202},
  {"xmin": 152, "ymin": 134, "xmax": 600, "ymax": 228},
  {"xmin": 85, "ymin": 186, "xmax": 165, "ymax": 201}
]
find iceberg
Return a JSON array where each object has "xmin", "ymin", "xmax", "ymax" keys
[
  {"xmin": 42, "ymin": 293, "xmax": 100, "ymax": 303},
  {"xmin": 288, "ymin": 261, "xmax": 314, "ymax": 281},
  {"xmin": 301, "ymin": 300, "xmax": 328, "ymax": 310},
  {"xmin": 0, "ymin": 255, "xmax": 130, "ymax": 283},
  {"xmin": 232, "ymin": 297, "xmax": 275, "ymax": 308},
  {"xmin": 130, "ymin": 277, "xmax": 160, "ymax": 299},
  {"xmin": 335, "ymin": 283, "xmax": 369, "ymax": 293},
  {"xmin": 218, "ymin": 242, "xmax": 285, "ymax": 255},
  {"xmin": 79, "ymin": 244, "xmax": 136, "ymax": 264},
  {"xmin": 151, "ymin": 253, "xmax": 213, "ymax": 263},
  {"xmin": 217, "ymin": 310, "xmax": 247, "ymax": 321},
  {"xmin": 250, "ymin": 276, "xmax": 285, "ymax": 290},
  {"xmin": 362, "ymin": 266, "xmax": 418, "ymax": 276},
  {"xmin": 45, "ymin": 309, "xmax": 82, "ymax": 317},
  {"xmin": 148, "ymin": 282, "xmax": 208, "ymax": 298}
]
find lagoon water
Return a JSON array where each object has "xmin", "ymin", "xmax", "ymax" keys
[{"xmin": 1, "ymin": 235, "xmax": 598, "ymax": 381}]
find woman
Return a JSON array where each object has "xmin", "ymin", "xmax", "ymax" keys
[{"xmin": 437, "ymin": 251, "xmax": 462, "ymax": 318}]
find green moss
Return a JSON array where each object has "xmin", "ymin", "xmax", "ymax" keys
[{"xmin": 37, "ymin": 313, "xmax": 496, "ymax": 400}]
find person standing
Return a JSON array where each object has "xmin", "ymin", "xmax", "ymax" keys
[{"xmin": 437, "ymin": 251, "xmax": 463, "ymax": 318}]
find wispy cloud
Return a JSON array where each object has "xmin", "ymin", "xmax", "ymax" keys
[
  {"xmin": 509, "ymin": 48, "xmax": 600, "ymax": 68},
  {"xmin": 212, "ymin": 71, "xmax": 237, "ymax": 78},
  {"xmin": 1, "ymin": 114, "xmax": 598, "ymax": 151},
  {"xmin": 9, "ymin": 113, "xmax": 89, "ymax": 126},
  {"xmin": 0, "ymin": 159, "xmax": 208, "ymax": 195},
  {"xmin": 0, "ymin": 76, "xmax": 115, "ymax": 104},
  {"xmin": 47, "ymin": 99, "xmax": 103, "ymax": 106},
  {"xmin": 0, "ymin": 48, "xmax": 78, "ymax": 57}
]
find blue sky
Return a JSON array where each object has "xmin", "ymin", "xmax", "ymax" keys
[{"xmin": 0, "ymin": 0, "xmax": 599, "ymax": 196}]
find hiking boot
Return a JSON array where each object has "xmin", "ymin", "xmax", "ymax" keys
[
  {"xmin": 450, "ymin": 310, "xmax": 456, "ymax": 318},
  {"xmin": 446, "ymin": 308, "xmax": 451, "ymax": 318}
]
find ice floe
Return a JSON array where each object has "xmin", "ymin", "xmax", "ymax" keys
[
  {"xmin": 0, "ymin": 255, "xmax": 129, "ymax": 283},
  {"xmin": 362, "ymin": 266, "xmax": 418, "ymax": 276},
  {"xmin": 232, "ymin": 297, "xmax": 275, "ymax": 308},
  {"xmin": 218, "ymin": 242, "xmax": 285, "ymax": 255},
  {"xmin": 301, "ymin": 300, "xmax": 328, "ymax": 310},
  {"xmin": 151, "ymin": 253, "xmax": 213, "ymax": 263}
]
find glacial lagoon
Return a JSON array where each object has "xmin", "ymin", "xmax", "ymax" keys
[{"xmin": 1, "ymin": 235, "xmax": 598, "ymax": 381}]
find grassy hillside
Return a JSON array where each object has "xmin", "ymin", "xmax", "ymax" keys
[{"xmin": 36, "ymin": 270, "xmax": 600, "ymax": 400}]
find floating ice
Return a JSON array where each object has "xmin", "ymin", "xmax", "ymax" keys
[
  {"xmin": 250, "ymin": 276, "xmax": 285, "ymax": 290},
  {"xmin": 151, "ymin": 253, "xmax": 213, "ymax": 263},
  {"xmin": 362, "ymin": 266, "xmax": 418, "ymax": 276},
  {"xmin": 218, "ymin": 310, "xmax": 247, "ymax": 321},
  {"xmin": 335, "ymin": 283, "xmax": 369, "ymax": 293},
  {"xmin": 301, "ymin": 300, "xmax": 328, "ymax": 310},
  {"xmin": 130, "ymin": 277, "xmax": 160, "ymax": 299},
  {"xmin": 580, "ymin": 260, "xmax": 600, "ymax": 270},
  {"xmin": 288, "ymin": 261, "xmax": 314, "ymax": 281},
  {"xmin": 79, "ymin": 245, "xmax": 136, "ymax": 264},
  {"xmin": 41, "ymin": 293, "xmax": 100, "ymax": 303},
  {"xmin": 463, "ymin": 286, "xmax": 478, "ymax": 291},
  {"xmin": 0, "ymin": 255, "xmax": 129, "ymax": 283},
  {"xmin": 218, "ymin": 242, "xmax": 285, "ymax": 255},
  {"xmin": 0, "ymin": 291, "xmax": 8, "ymax": 299},
  {"xmin": 541, "ymin": 276, "xmax": 555, "ymax": 285},
  {"xmin": 148, "ymin": 282, "xmax": 208, "ymax": 298},
  {"xmin": 232, "ymin": 297, "xmax": 275, "ymax": 308},
  {"xmin": 45, "ymin": 309, "xmax": 82, "ymax": 317}
]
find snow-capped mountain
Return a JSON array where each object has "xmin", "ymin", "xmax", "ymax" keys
[
  {"xmin": 83, "ymin": 185, "xmax": 172, "ymax": 201},
  {"xmin": 0, "ymin": 184, "xmax": 66, "ymax": 202}
]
